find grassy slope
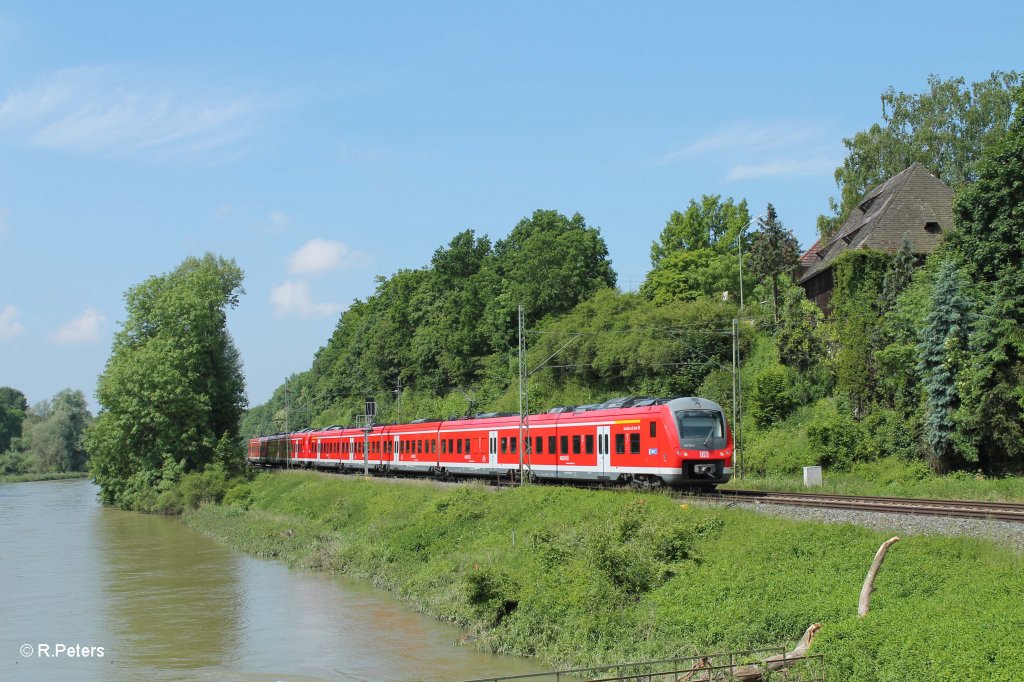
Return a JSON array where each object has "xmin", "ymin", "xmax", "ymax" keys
[{"xmin": 186, "ymin": 472, "xmax": 1024, "ymax": 680}]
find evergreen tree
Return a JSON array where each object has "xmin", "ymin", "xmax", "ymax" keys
[
  {"xmin": 917, "ymin": 258, "xmax": 975, "ymax": 472},
  {"xmin": 948, "ymin": 86, "xmax": 1024, "ymax": 472},
  {"xmin": 747, "ymin": 204, "xmax": 800, "ymax": 323},
  {"xmin": 880, "ymin": 234, "xmax": 916, "ymax": 313}
]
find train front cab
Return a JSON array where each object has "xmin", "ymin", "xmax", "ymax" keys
[{"xmin": 663, "ymin": 397, "xmax": 733, "ymax": 488}]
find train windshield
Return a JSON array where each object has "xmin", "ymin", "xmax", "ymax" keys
[{"xmin": 675, "ymin": 410, "xmax": 726, "ymax": 449}]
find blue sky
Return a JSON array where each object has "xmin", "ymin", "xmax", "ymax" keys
[{"xmin": 0, "ymin": 1, "xmax": 1020, "ymax": 413}]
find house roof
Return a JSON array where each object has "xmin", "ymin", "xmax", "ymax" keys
[{"xmin": 798, "ymin": 163, "xmax": 954, "ymax": 283}]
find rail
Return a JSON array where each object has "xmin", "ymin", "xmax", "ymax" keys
[{"xmin": 706, "ymin": 489, "xmax": 1024, "ymax": 523}]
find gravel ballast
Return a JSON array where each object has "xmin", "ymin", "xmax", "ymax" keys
[{"xmin": 707, "ymin": 499, "xmax": 1024, "ymax": 551}]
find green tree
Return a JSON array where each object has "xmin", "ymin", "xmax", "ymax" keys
[
  {"xmin": 880, "ymin": 234, "xmax": 916, "ymax": 313},
  {"xmin": 746, "ymin": 204, "xmax": 800, "ymax": 323},
  {"xmin": 487, "ymin": 210, "xmax": 616, "ymax": 348},
  {"xmin": 85, "ymin": 254, "xmax": 247, "ymax": 507},
  {"xmin": 917, "ymin": 259, "xmax": 975, "ymax": 472},
  {"xmin": 749, "ymin": 365, "xmax": 798, "ymax": 429},
  {"xmin": 948, "ymin": 86, "xmax": 1024, "ymax": 472},
  {"xmin": 24, "ymin": 389, "xmax": 92, "ymax": 472},
  {"xmin": 642, "ymin": 195, "xmax": 751, "ymax": 303},
  {"xmin": 819, "ymin": 72, "xmax": 1021, "ymax": 237},
  {"xmin": 0, "ymin": 386, "xmax": 28, "ymax": 453},
  {"xmin": 776, "ymin": 281, "xmax": 825, "ymax": 379}
]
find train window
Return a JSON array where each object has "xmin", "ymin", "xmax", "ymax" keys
[
  {"xmin": 572, "ymin": 435, "xmax": 581, "ymax": 454},
  {"xmin": 441, "ymin": 439, "xmax": 446, "ymax": 454},
  {"xmin": 464, "ymin": 438, "xmax": 470, "ymax": 454},
  {"xmin": 549, "ymin": 436, "xmax": 557, "ymax": 454},
  {"xmin": 615, "ymin": 434, "xmax": 625, "ymax": 454},
  {"xmin": 630, "ymin": 433, "xmax": 640, "ymax": 454},
  {"xmin": 448, "ymin": 438, "xmax": 454, "ymax": 453},
  {"xmin": 535, "ymin": 436, "xmax": 543, "ymax": 454},
  {"xmin": 510, "ymin": 437, "xmax": 517, "ymax": 454},
  {"xmin": 419, "ymin": 440, "xmax": 424, "ymax": 454},
  {"xmin": 560, "ymin": 435, "xmax": 568, "ymax": 454},
  {"xmin": 501, "ymin": 437, "xmax": 507, "ymax": 454},
  {"xmin": 585, "ymin": 434, "xmax": 594, "ymax": 454},
  {"xmin": 457, "ymin": 438, "xmax": 463, "ymax": 454},
  {"xmin": 431, "ymin": 440, "xmax": 436, "ymax": 454},
  {"xmin": 650, "ymin": 421, "xmax": 657, "ymax": 438}
]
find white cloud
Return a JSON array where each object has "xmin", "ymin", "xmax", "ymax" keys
[
  {"xmin": 0, "ymin": 66, "xmax": 264, "ymax": 160},
  {"xmin": 52, "ymin": 308, "xmax": 105, "ymax": 344},
  {"xmin": 664, "ymin": 121, "xmax": 828, "ymax": 162},
  {"xmin": 657, "ymin": 119, "xmax": 841, "ymax": 181},
  {"xmin": 267, "ymin": 211, "xmax": 290, "ymax": 233},
  {"xmin": 727, "ymin": 156, "xmax": 840, "ymax": 181},
  {"xmin": 270, "ymin": 280, "xmax": 342, "ymax": 318},
  {"xmin": 0, "ymin": 207, "xmax": 8, "ymax": 234},
  {"xmin": 287, "ymin": 238, "xmax": 368, "ymax": 275},
  {"xmin": 214, "ymin": 204, "xmax": 232, "ymax": 220},
  {"xmin": 0, "ymin": 305, "xmax": 24, "ymax": 340}
]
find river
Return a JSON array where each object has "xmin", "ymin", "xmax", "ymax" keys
[{"xmin": 0, "ymin": 479, "xmax": 550, "ymax": 681}]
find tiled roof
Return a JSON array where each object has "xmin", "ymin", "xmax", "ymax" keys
[{"xmin": 798, "ymin": 163, "xmax": 954, "ymax": 284}]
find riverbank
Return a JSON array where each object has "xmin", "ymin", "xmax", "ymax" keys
[
  {"xmin": 0, "ymin": 471, "xmax": 88, "ymax": 484},
  {"xmin": 185, "ymin": 471, "xmax": 1024, "ymax": 680}
]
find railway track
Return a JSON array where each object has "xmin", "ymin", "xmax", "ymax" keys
[{"xmin": 702, "ymin": 489, "xmax": 1024, "ymax": 523}]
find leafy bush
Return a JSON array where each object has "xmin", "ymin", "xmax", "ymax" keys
[
  {"xmin": 749, "ymin": 365, "xmax": 798, "ymax": 429},
  {"xmin": 743, "ymin": 421, "xmax": 818, "ymax": 476},
  {"xmin": 864, "ymin": 408, "xmax": 922, "ymax": 462},
  {"xmin": 806, "ymin": 400, "xmax": 868, "ymax": 469},
  {"xmin": 222, "ymin": 481, "xmax": 254, "ymax": 509}
]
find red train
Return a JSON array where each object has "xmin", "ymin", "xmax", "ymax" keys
[{"xmin": 247, "ymin": 396, "xmax": 733, "ymax": 488}]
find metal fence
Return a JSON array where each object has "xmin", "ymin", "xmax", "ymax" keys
[{"xmin": 462, "ymin": 647, "xmax": 825, "ymax": 682}]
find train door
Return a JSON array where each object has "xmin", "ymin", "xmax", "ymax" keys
[
  {"xmin": 393, "ymin": 435, "xmax": 400, "ymax": 463},
  {"xmin": 597, "ymin": 425, "xmax": 610, "ymax": 475},
  {"xmin": 347, "ymin": 437, "xmax": 354, "ymax": 462},
  {"xmin": 488, "ymin": 431, "xmax": 498, "ymax": 468},
  {"xmin": 316, "ymin": 439, "xmax": 321, "ymax": 462}
]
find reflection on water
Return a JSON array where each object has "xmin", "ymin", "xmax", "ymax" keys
[
  {"xmin": 97, "ymin": 507, "xmax": 245, "ymax": 672},
  {"xmin": 0, "ymin": 479, "xmax": 548, "ymax": 681}
]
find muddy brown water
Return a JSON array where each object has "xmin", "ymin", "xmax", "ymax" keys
[{"xmin": 0, "ymin": 478, "xmax": 550, "ymax": 681}]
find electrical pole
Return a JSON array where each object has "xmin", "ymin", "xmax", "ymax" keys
[{"xmin": 518, "ymin": 304, "xmax": 529, "ymax": 485}]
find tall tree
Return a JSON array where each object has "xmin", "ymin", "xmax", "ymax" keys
[
  {"xmin": 85, "ymin": 254, "xmax": 247, "ymax": 507},
  {"xmin": 24, "ymin": 389, "xmax": 92, "ymax": 472},
  {"xmin": 747, "ymin": 204, "xmax": 800, "ymax": 323},
  {"xmin": 0, "ymin": 386, "xmax": 28, "ymax": 453},
  {"xmin": 917, "ymin": 259, "xmax": 975, "ymax": 472},
  {"xmin": 819, "ymin": 72, "xmax": 1021, "ymax": 237},
  {"xmin": 487, "ymin": 210, "xmax": 616, "ymax": 348},
  {"xmin": 948, "ymin": 86, "xmax": 1024, "ymax": 473},
  {"xmin": 642, "ymin": 195, "xmax": 751, "ymax": 303}
]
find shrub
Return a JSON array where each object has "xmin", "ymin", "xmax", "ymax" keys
[
  {"xmin": 178, "ymin": 463, "xmax": 230, "ymax": 510},
  {"xmin": 743, "ymin": 422, "xmax": 818, "ymax": 476},
  {"xmin": 807, "ymin": 401, "xmax": 867, "ymax": 469},
  {"xmin": 222, "ymin": 481, "xmax": 254, "ymax": 509},
  {"xmin": 749, "ymin": 365, "xmax": 798, "ymax": 429}
]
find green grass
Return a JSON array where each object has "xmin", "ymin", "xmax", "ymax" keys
[
  {"xmin": 725, "ymin": 458, "xmax": 1024, "ymax": 502},
  {"xmin": 185, "ymin": 471, "xmax": 1024, "ymax": 680},
  {"xmin": 0, "ymin": 471, "xmax": 89, "ymax": 484}
]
